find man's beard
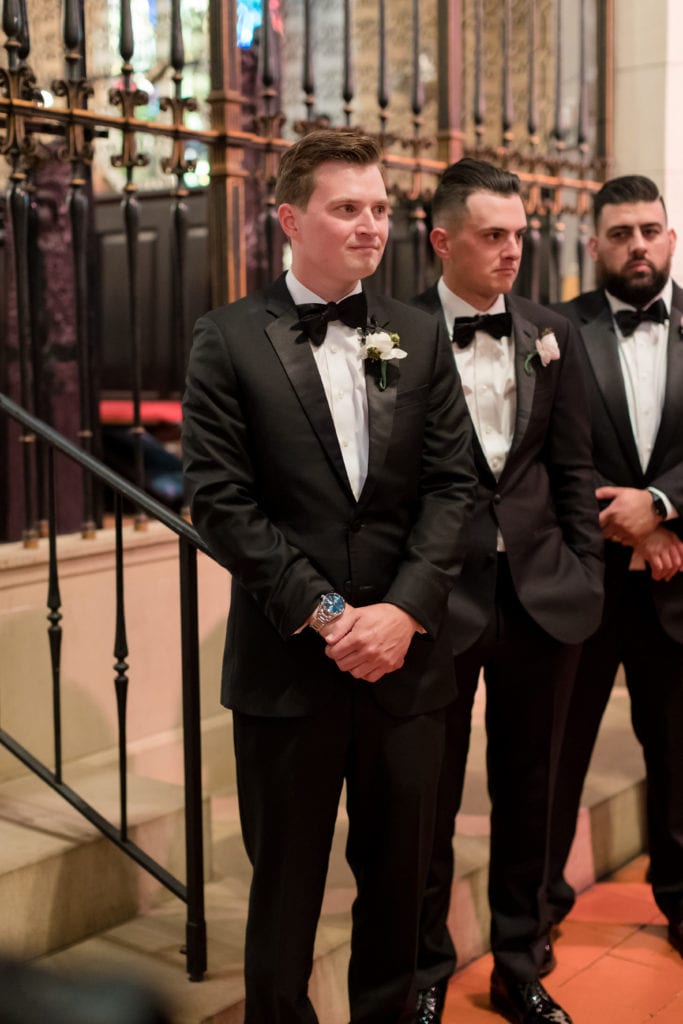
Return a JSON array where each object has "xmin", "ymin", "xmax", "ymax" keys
[{"xmin": 596, "ymin": 256, "xmax": 671, "ymax": 308}]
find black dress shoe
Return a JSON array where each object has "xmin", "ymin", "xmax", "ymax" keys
[
  {"xmin": 668, "ymin": 918, "xmax": 683, "ymax": 958},
  {"xmin": 490, "ymin": 969, "xmax": 573, "ymax": 1023},
  {"xmin": 415, "ymin": 978, "xmax": 448, "ymax": 1023}
]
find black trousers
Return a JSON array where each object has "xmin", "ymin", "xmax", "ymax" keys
[
  {"xmin": 546, "ymin": 570, "xmax": 683, "ymax": 926},
  {"xmin": 416, "ymin": 557, "xmax": 580, "ymax": 986},
  {"xmin": 233, "ymin": 683, "xmax": 446, "ymax": 1024}
]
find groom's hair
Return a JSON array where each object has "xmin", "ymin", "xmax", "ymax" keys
[
  {"xmin": 275, "ymin": 128, "xmax": 383, "ymax": 209},
  {"xmin": 431, "ymin": 158, "xmax": 522, "ymax": 230}
]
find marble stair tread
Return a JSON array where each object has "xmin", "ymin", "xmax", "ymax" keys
[
  {"xmin": 0, "ymin": 767, "xmax": 190, "ymax": 873},
  {"xmin": 0, "ymin": 766, "xmax": 209, "ymax": 960}
]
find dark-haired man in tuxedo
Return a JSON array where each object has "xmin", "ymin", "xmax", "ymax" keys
[
  {"xmin": 547, "ymin": 174, "xmax": 683, "ymax": 961},
  {"xmin": 182, "ymin": 129, "xmax": 476, "ymax": 1024},
  {"xmin": 412, "ymin": 158, "xmax": 604, "ymax": 1024}
]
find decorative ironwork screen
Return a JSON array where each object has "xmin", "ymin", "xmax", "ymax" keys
[{"xmin": 1, "ymin": 0, "xmax": 612, "ymax": 545}]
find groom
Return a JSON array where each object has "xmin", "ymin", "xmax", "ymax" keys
[{"xmin": 182, "ymin": 129, "xmax": 476, "ymax": 1024}]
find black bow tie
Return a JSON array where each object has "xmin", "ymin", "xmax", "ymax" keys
[
  {"xmin": 613, "ymin": 299, "xmax": 668, "ymax": 336},
  {"xmin": 294, "ymin": 293, "xmax": 368, "ymax": 346},
  {"xmin": 452, "ymin": 311, "xmax": 513, "ymax": 349}
]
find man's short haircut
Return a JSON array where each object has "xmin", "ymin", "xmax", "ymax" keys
[
  {"xmin": 431, "ymin": 157, "xmax": 522, "ymax": 228},
  {"xmin": 275, "ymin": 128, "xmax": 383, "ymax": 209},
  {"xmin": 593, "ymin": 174, "xmax": 666, "ymax": 227}
]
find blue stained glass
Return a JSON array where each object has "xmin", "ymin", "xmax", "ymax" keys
[{"xmin": 237, "ymin": 0, "xmax": 262, "ymax": 48}]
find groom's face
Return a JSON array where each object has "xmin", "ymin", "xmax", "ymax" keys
[{"xmin": 279, "ymin": 160, "xmax": 389, "ymax": 301}]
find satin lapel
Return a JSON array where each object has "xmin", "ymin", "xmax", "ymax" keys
[
  {"xmin": 580, "ymin": 307, "xmax": 643, "ymax": 477},
  {"xmin": 357, "ymin": 300, "xmax": 397, "ymax": 506},
  {"xmin": 648, "ymin": 298, "xmax": 683, "ymax": 471},
  {"xmin": 507, "ymin": 308, "xmax": 538, "ymax": 459},
  {"xmin": 265, "ymin": 299, "xmax": 355, "ymax": 502}
]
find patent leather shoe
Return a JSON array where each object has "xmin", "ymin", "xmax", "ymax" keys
[
  {"xmin": 490, "ymin": 969, "xmax": 573, "ymax": 1023},
  {"xmin": 415, "ymin": 978, "xmax": 448, "ymax": 1023},
  {"xmin": 668, "ymin": 918, "xmax": 683, "ymax": 958}
]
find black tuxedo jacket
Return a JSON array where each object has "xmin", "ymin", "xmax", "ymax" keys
[
  {"xmin": 412, "ymin": 285, "xmax": 604, "ymax": 654},
  {"xmin": 555, "ymin": 286, "xmax": 683, "ymax": 642},
  {"xmin": 182, "ymin": 275, "xmax": 477, "ymax": 717}
]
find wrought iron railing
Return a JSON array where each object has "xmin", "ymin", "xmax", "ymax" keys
[{"xmin": 0, "ymin": 388, "xmax": 209, "ymax": 982}]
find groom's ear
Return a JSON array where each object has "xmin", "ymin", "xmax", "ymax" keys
[{"xmin": 278, "ymin": 203, "xmax": 298, "ymax": 240}]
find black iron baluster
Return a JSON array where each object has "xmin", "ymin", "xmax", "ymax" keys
[
  {"xmin": 527, "ymin": 2, "xmax": 538, "ymax": 145},
  {"xmin": 52, "ymin": 0, "xmax": 96, "ymax": 539},
  {"xmin": 179, "ymin": 537, "xmax": 207, "ymax": 982},
  {"xmin": 551, "ymin": 216, "xmax": 566, "ymax": 303},
  {"xmin": 342, "ymin": 0, "xmax": 353, "ymax": 126},
  {"xmin": 255, "ymin": 0, "xmax": 284, "ymax": 284},
  {"xmin": 110, "ymin": 0, "xmax": 150, "ymax": 529},
  {"xmin": 377, "ymin": 0, "xmax": 390, "ymax": 140},
  {"xmin": 27, "ymin": 173, "xmax": 49, "ymax": 537},
  {"xmin": 302, "ymin": 0, "xmax": 314, "ymax": 123},
  {"xmin": 2, "ymin": 0, "xmax": 39, "ymax": 546},
  {"xmin": 374, "ymin": 0, "xmax": 394, "ymax": 295},
  {"xmin": 552, "ymin": 0, "xmax": 566, "ymax": 150},
  {"xmin": 160, "ymin": 0, "xmax": 197, "ymax": 411},
  {"xmin": 473, "ymin": 0, "xmax": 485, "ymax": 148},
  {"xmin": 501, "ymin": 0, "xmax": 513, "ymax": 148},
  {"xmin": 577, "ymin": 0, "xmax": 589, "ymax": 156},
  {"xmin": 46, "ymin": 447, "xmax": 63, "ymax": 782},
  {"xmin": 527, "ymin": 215, "xmax": 542, "ymax": 304},
  {"xmin": 577, "ymin": 189, "xmax": 593, "ymax": 293},
  {"xmin": 113, "ymin": 491, "xmax": 129, "ymax": 841},
  {"xmin": 408, "ymin": 0, "xmax": 427, "ymax": 295},
  {"xmin": 577, "ymin": 216, "xmax": 590, "ymax": 293}
]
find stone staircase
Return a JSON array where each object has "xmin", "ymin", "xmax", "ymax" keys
[
  {"xmin": 0, "ymin": 678, "xmax": 646, "ymax": 1024},
  {"xmin": 0, "ymin": 531, "xmax": 647, "ymax": 1022}
]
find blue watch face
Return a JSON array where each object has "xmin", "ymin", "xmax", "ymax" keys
[{"xmin": 322, "ymin": 592, "xmax": 345, "ymax": 615}]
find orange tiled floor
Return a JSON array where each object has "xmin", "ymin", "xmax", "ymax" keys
[{"xmin": 440, "ymin": 856, "xmax": 683, "ymax": 1023}]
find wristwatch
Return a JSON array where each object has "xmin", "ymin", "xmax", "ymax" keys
[
  {"xmin": 648, "ymin": 488, "xmax": 667, "ymax": 520},
  {"xmin": 310, "ymin": 592, "xmax": 346, "ymax": 632}
]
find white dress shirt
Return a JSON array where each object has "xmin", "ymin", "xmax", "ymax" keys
[
  {"xmin": 286, "ymin": 270, "xmax": 368, "ymax": 500},
  {"xmin": 438, "ymin": 277, "xmax": 516, "ymax": 552},
  {"xmin": 607, "ymin": 280, "xmax": 676, "ymax": 520},
  {"xmin": 437, "ymin": 277, "xmax": 516, "ymax": 481}
]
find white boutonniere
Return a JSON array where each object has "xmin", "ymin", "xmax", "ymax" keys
[
  {"xmin": 524, "ymin": 328, "xmax": 560, "ymax": 374},
  {"xmin": 359, "ymin": 325, "xmax": 407, "ymax": 390}
]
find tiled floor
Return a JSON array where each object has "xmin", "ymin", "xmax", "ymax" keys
[{"xmin": 441, "ymin": 856, "xmax": 683, "ymax": 1023}]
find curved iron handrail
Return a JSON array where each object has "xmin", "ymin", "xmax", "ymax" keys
[{"xmin": 0, "ymin": 388, "xmax": 209, "ymax": 981}]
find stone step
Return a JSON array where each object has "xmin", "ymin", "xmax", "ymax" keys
[
  {"xmin": 33, "ymin": 681, "xmax": 646, "ymax": 1024},
  {"xmin": 0, "ymin": 765, "xmax": 211, "ymax": 960}
]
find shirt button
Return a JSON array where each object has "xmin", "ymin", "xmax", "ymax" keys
[
  {"xmin": 336, "ymin": 390, "xmax": 345, "ymax": 400},
  {"xmin": 341, "ymin": 439, "xmax": 349, "ymax": 448},
  {"xmin": 330, "ymin": 346, "xmax": 338, "ymax": 354}
]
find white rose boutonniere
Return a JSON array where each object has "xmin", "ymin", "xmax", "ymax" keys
[
  {"xmin": 524, "ymin": 328, "xmax": 560, "ymax": 375},
  {"xmin": 359, "ymin": 328, "xmax": 408, "ymax": 390}
]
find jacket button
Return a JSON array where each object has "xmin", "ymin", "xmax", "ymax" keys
[
  {"xmin": 493, "ymin": 494, "xmax": 502, "ymax": 505},
  {"xmin": 350, "ymin": 520, "xmax": 363, "ymax": 532}
]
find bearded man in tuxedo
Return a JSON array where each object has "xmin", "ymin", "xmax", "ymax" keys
[
  {"xmin": 182, "ymin": 129, "xmax": 476, "ymax": 1024},
  {"xmin": 546, "ymin": 174, "xmax": 683, "ymax": 963},
  {"xmin": 411, "ymin": 158, "xmax": 604, "ymax": 1024}
]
